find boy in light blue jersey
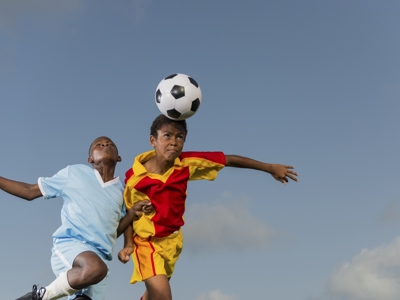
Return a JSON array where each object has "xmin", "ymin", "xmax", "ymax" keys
[{"xmin": 0, "ymin": 136, "xmax": 152, "ymax": 300}]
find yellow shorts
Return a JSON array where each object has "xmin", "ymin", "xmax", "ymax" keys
[{"xmin": 130, "ymin": 230, "xmax": 183, "ymax": 284}]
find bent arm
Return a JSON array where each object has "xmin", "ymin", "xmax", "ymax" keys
[
  {"xmin": 117, "ymin": 210, "xmax": 134, "ymax": 237},
  {"xmin": 117, "ymin": 225, "xmax": 134, "ymax": 263},
  {"xmin": 117, "ymin": 200, "xmax": 153, "ymax": 237},
  {"xmin": 123, "ymin": 226, "xmax": 134, "ymax": 247},
  {"xmin": 225, "ymin": 155, "xmax": 298, "ymax": 184},
  {"xmin": 0, "ymin": 176, "xmax": 42, "ymax": 200}
]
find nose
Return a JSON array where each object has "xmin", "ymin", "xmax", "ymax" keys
[{"xmin": 170, "ymin": 137, "xmax": 177, "ymax": 145}]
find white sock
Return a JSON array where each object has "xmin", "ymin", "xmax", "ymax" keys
[{"xmin": 43, "ymin": 271, "xmax": 79, "ymax": 300}]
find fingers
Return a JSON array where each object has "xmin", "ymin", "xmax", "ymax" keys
[
  {"xmin": 138, "ymin": 200, "xmax": 152, "ymax": 209},
  {"xmin": 118, "ymin": 253, "xmax": 129, "ymax": 263},
  {"xmin": 274, "ymin": 166, "xmax": 299, "ymax": 184},
  {"xmin": 132, "ymin": 200, "xmax": 153, "ymax": 215},
  {"xmin": 118, "ymin": 248, "xmax": 132, "ymax": 264},
  {"xmin": 285, "ymin": 166, "xmax": 299, "ymax": 182},
  {"xmin": 139, "ymin": 200, "xmax": 151, "ymax": 205},
  {"xmin": 119, "ymin": 257, "xmax": 129, "ymax": 264},
  {"xmin": 142, "ymin": 203, "xmax": 154, "ymax": 215}
]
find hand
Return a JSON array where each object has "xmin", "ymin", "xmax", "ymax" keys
[
  {"xmin": 270, "ymin": 164, "xmax": 298, "ymax": 184},
  {"xmin": 118, "ymin": 247, "xmax": 133, "ymax": 264},
  {"xmin": 131, "ymin": 200, "xmax": 154, "ymax": 221}
]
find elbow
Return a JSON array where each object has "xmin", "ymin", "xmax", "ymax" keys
[
  {"xmin": 23, "ymin": 195, "xmax": 38, "ymax": 201},
  {"xmin": 25, "ymin": 190, "xmax": 42, "ymax": 201}
]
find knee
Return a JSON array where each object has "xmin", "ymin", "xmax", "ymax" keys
[
  {"xmin": 73, "ymin": 252, "xmax": 108, "ymax": 284},
  {"xmin": 145, "ymin": 275, "xmax": 172, "ymax": 300},
  {"xmin": 83, "ymin": 260, "xmax": 107, "ymax": 283}
]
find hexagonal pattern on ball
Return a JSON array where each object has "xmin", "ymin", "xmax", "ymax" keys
[{"xmin": 155, "ymin": 73, "xmax": 202, "ymax": 120}]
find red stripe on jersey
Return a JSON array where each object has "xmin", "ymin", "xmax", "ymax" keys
[
  {"xmin": 125, "ymin": 168, "xmax": 134, "ymax": 184},
  {"xmin": 150, "ymin": 241, "xmax": 156, "ymax": 275},
  {"xmin": 133, "ymin": 238, "xmax": 143, "ymax": 277},
  {"xmin": 134, "ymin": 237, "xmax": 157, "ymax": 279},
  {"xmin": 180, "ymin": 151, "xmax": 226, "ymax": 164}
]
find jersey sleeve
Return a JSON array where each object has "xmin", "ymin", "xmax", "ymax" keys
[
  {"xmin": 123, "ymin": 168, "xmax": 134, "ymax": 209},
  {"xmin": 120, "ymin": 201, "xmax": 127, "ymax": 219},
  {"xmin": 38, "ymin": 166, "xmax": 69, "ymax": 199},
  {"xmin": 180, "ymin": 151, "xmax": 226, "ymax": 181}
]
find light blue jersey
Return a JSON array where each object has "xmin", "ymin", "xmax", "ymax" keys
[{"xmin": 38, "ymin": 164, "xmax": 125, "ymax": 261}]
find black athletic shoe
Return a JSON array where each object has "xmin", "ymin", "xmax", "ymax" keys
[{"xmin": 16, "ymin": 284, "xmax": 46, "ymax": 300}]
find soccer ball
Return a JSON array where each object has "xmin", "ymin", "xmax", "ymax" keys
[{"xmin": 155, "ymin": 73, "xmax": 202, "ymax": 120}]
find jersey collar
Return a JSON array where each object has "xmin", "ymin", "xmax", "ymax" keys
[
  {"xmin": 94, "ymin": 169, "xmax": 120, "ymax": 187},
  {"xmin": 133, "ymin": 150, "xmax": 183, "ymax": 176}
]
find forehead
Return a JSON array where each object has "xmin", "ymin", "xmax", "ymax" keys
[
  {"xmin": 90, "ymin": 137, "xmax": 113, "ymax": 150},
  {"xmin": 159, "ymin": 123, "xmax": 185, "ymax": 134}
]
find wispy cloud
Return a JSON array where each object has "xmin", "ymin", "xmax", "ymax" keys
[
  {"xmin": 379, "ymin": 201, "xmax": 400, "ymax": 224},
  {"xmin": 326, "ymin": 237, "xmax": 400, "ymax": 300},
  {"xmin": 194, "ymin": 289, "xmax": 239, "ymax": 300},
  {"xmin": 182, "ymin": 194, "xmax": 277, "ymax": 254}
]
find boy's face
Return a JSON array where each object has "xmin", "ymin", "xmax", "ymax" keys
[
  {"xmin": 150, "ymin": 123, "xmax": 185, "ymax": 162},
  {"xmin": 88, "ymin": 136, "xmax": 121, "ymax": 165}
]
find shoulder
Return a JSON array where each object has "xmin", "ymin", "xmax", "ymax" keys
[
  {"xmin": 124, "ymin": 168, "xmax": 134, "ymax": 184},
  {"xmin": 67, "ymin": 164, "xmax": 92, "ymax": 172},
  {"xmin": 180, "ymin": 151, "xmax": 226, "ymax": 164},
  {"xmin": 61, "ymin": 164, "xmax": 94, "ymax": 178},
  {"xmin": 124, "ymin": 150, "xmax": 155, "ymax": 184}
]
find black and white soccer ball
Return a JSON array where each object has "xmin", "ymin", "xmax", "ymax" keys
[{"xmin": 155, "ymin": 73, "xmax": 202, "ymax": 120}]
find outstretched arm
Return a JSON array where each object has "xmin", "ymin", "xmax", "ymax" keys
[
  {"xmin": 0, "ymin": 176, "xmax": 42, "ymax": 200},
  {"xmin": 225, "ymin": 155, "xmax": 298, "ymax": 184}
]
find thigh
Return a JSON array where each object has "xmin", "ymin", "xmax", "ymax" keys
[
  {"xmin": 158, "ymin": 231, "xmax": 183, "ymax": 276},
  {"xmin": 51, "ymin": 240, "xmax": 108, "ymax": 300},
  {"xmin": 72, "ymin": 251, "xmax": 107, "ymax": 270},
  {"xmin": 145, "ymin": 274, "xmax": 172, "ymax": 300},
  {"xmin": 51, "ymin": 239, "xmax": 92, "ymax": 276},
  {"xmin": 131, "ymin": 231, "xmax": 182, "ymax": 283}
]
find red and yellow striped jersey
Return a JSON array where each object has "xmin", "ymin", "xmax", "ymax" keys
[{"xmin": 124, "ymin": 150, "xmax": 226, "ymax": 238}]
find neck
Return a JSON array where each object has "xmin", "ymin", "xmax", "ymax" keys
[
  {"xmin": 145, "ymin": 157, "xmax": 174, "ymax": 175},
  {"xmin": 93, "ymin": 163, "xmax": 116, "ymax": 182}
]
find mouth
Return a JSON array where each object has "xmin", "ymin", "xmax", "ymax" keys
[
  {"xmin": 167, "ymin": 149, "xmax": 179, "ymax": 153},
  {"xmin": 101, "ymin": 147, "xmax": 115, "ymax": 154}
]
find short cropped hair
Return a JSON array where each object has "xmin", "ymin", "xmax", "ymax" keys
[
  {"xmin": 88, "ymin": 136, "xmax": 118, "ymax": 156},
  {"xmin": 150, "ymin": 114, "xmax": 188, "ymax": 139}
]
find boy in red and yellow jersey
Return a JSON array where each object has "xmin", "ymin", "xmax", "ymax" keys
[{"xmin": 119, "ymin": 114, "xmax": 298, "ymax": 300}]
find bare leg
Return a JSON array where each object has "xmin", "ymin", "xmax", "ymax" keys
[
  {"xmin": 144, "ymin": 275, "xmax": 171, "ymax": 300},
  {"xmin": 141, "ymin": 289, "xmax": 149, "ymax": 300},
  {"xmin": 17, "ymin": 252, "xmax": 107, "ymax": 300},
  {"xmin": 68, "ymin": 251, "xmax": 108, "ymax": 290}
]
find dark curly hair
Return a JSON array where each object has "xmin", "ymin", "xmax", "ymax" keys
[{"xmin": 150, "ymin": 114, "xmax": 188, "ymax": 139}]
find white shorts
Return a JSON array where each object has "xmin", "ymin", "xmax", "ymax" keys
[{"xmin": 51, "ymin": 238, "xmax": 109, "ymax": 300}]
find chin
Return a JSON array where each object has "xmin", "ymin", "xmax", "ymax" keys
[{"xmin": 166, "ymin": 154, "xmax": 179, "ymax": 161}]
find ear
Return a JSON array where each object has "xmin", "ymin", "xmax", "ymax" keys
[
  {"xmin": 150, "ymin": 135, "xmax": 156, "ymax": 148},
  {"xmin": 88, "ymin": 157, "xmax": 94, "ymax": 164},
  {"xmin": 117, "ymin": 156, "xmax": 122, "ymax": 162}
]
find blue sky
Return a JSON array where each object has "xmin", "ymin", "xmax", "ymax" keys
[{"xmin": 1, "ymin": 1, "xmax": 400, "ymax": 299}]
